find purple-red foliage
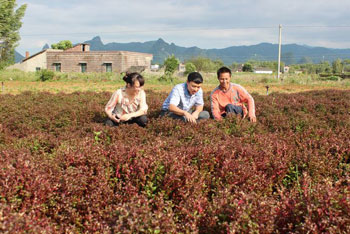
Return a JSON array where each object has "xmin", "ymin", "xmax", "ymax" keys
[{"xmin": 0, "ymin": 90, "xmax": 350, "ymax": 233}]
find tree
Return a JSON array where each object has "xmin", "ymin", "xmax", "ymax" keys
[
  {"xmin": 51, "ymin": 40, "xmax": 73, "ymax": 50},
  {"xmin": 187, "ymin": 56, "xmax": 224, "ymax": 72},
  {"xmin": 0, "ymin": 0, "xmax": 27, "ymax": 69},
  {"xmin": 164, "ymin": 55, "xmax": 179, "ymax": 75},
  {"xmin": 159, "ymin": 55, "xmax": 179, "ymax": 82},
  {"xmin": 184, "ymin": 62, "xmax": 196, "ymax": 75},
  {"xmin": 332, "ymin": 59, "xmax": 343, "ymax": 74},
  {"xmin": 242, "ymin": 63, "xmax": 253, "ymax": 72}
]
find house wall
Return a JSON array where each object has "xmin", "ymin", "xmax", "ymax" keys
[
  {"xmin": 119, "ymin": 51, "xmax": 153, "ymax": 72},
  {"xmin": 46, "ymin": 51, "xmax": 152, "ymax": 73},
  {"xmin": 7, "ymin": 51, "xmax": 48, "ymax": 72}
]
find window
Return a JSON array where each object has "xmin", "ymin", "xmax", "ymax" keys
[
  {"xmin": 80, "ymin": 63, "xmax": 87, "ymax": 73},
  {"xmin": 35, "ymin": 67, "xmax": 41, "ymax": 71},
  {"xmin": 105, "ymin": 63, "xmax": 112, "ymax": 72},
  {"xmin": 54, "ymin": 63, "xmax": 61, "ymax": 72}
]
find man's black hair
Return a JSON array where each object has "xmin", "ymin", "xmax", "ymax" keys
[
  {"xmin": 217, "ymin": 66, "xmax": 232, "ymax": 77},
  {"xmin": 187, "ymin": 72, "xmax": 203, "ymax": 84}
]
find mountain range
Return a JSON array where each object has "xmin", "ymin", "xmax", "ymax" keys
[{"xmin": 15, "ymin": 36, "xmax": 350, "ymax": 64}]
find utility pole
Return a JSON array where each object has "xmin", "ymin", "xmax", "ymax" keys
[{"xmin": 277, "ymin": 24, "xmax": 282, "ymax": 79}]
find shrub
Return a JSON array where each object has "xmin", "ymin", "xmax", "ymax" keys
[
  {"xmin": 1, "ymin": 90, "xmax": 350, "ymax": 232},
  {"xmin": 242, "ymin": 63, "xmax": 253, "ymax": 72},
  {"xmin": 318, "ymin": 75, "xmax": 341, "ymax": 81},
  {"xmin": 184, "ymin": 62, "xmax": 196, "ymax": 75},
  {"xmin": 37, "ymin": 69, "xmax": 55, "ymax": 82}
]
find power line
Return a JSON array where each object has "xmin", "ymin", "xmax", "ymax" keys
[{"xmin": 16, "ymin": 25, "xmax": 350, "ymax": 37}]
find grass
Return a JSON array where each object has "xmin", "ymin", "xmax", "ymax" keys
[{"xmin": 1, "ymin": 69, "xmax": 350, "ymax": 95}]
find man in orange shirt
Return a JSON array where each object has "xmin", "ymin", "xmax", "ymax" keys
[{"xmin": 210, "ymin": 67, "xmax": 257, "ymax": 122}]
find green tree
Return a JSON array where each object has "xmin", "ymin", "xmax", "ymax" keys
[
  {"xmin": 242, "ymin": 63, "xmax": 253, "ymax": 72},
  {"xmin": 342, "ymin": 59, "xmax": 350, "ymax": 73},
  {"xmin": 187, "ymin": 56, "xmax": 224, "ymax": 72},
  {"xmin": 51, "ymin": 40, "xmax": 73, "ymax": 50},
  {"xmin": 164, "ymin": 55, "xmax": 179, "ymax": 75},
  {"xmin": 184, "ymin": 62, "xmax": 196, "ymax": 75},
  {"xmin": 159, "ymin": 55, "xmax": 179, "ymax": 82},
  {"xmin": 0, "ymin": 0, "xmax": 27, "ymax": 69},
  {"xmin": 332, "ymin": 58, "xmax": 343, "ymax": 74}
]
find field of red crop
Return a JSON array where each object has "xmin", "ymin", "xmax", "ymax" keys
[{"xmin": 0, "ymin": 90, "xmax": 349, "ymax": 233}]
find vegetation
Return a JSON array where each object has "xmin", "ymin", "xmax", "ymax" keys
[
  {"xmin": 186, "ymin": 56, "xmax": 224, "ymax": 73},
  {"xmin": 37, "ymin": 69, "xmax": 55, "ymax": 82},
  {"xmin": 159, "ymin": 55, "xmax": 179, "ymax": 82},
  {"xmin": 0, "ymin": 90, "xmax": 350, "ymax": 232},
  {"xmin": 51, "ymin": 40, "xmax": 73, "ymax": 50},
  {"xmin": 0, "ymin": 0, "xmax": 27, "ymax": 69},
  {"xmin": 242, "ymin": 63, "xmax": 253, "ymax": 72},
  {"xmin": 184, "ymin": 62, "xmax": 196, "ymax": 75}
]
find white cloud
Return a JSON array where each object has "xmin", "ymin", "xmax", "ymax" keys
[{"xmin": 15, "ymin": 0, "xmax": 350, "ymax": 55}]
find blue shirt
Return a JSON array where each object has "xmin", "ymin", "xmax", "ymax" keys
[{"xmin": 162, "ymin": 83, "xmax": 204, "ymax": 111}]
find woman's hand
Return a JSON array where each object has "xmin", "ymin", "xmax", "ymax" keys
[
  {"xmin": 120, "ymin": 114, "xmax": 132, "ymax": 122},
  {"xmin": 111, "ymin": 114, "xmax": 120, "ymax": 123}
]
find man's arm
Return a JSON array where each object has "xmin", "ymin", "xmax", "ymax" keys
[
  {"xmin": 237, "ymin": 85, "xmax": 256, "ymax": 122},
  {"xmin": 210, "ymin": 92, "xmax": 222, "ymax": 120},
  {"xmin": 169, "ymin": 104, "xmax": 196, "ymax": 123},
  {"xmin": 191, "ymin": 105, "xmax": 203, "ymax": 119}
]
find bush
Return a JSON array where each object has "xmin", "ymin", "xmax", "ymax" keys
[
  {"xmin": 184, "ymin": 62, "xmax": 196, "ymax": 75},
  {"xmin": 159, "ymin": 55, "xmax": 179, "ymax": 82},
  {"xmin": 318, "ymin": 75, "xmax": 340, "ymax": 81},
  {"xmin": 37, "ymin": 69, "xmax": 55, "ymax": 82},
  {"xmin": 1, "ymin": 90, "xmax": 350, "ymax": 232},
  {"xmin": 163, "ymin": 55, "xmax": 179, "ymax": 76},
  {"xmin": 242, "ymin": 63, "xmax": 253, "ymax": 72}
]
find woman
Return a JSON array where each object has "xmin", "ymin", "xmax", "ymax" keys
[{"xmin": 105, "ymin": 72, "xmax": 148, "ymax": 127}]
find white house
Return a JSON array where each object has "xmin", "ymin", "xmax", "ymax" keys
[{"xmin": 254, "ymin": 68, "xmax": 273, "ymax": 74}]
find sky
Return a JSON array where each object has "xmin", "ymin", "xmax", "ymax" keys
[{"xmin": 15, "ymin": 0, "xmax": 350, "ymax": 55}]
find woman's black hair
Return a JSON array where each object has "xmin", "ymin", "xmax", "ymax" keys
[{"xmin": 123, "ymin": 72, "xmax": 145, "ymax": 87}]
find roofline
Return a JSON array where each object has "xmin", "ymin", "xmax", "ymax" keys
[{"xmin": 22, "ymin": 49, "xmax": 63, "ymax": 62}]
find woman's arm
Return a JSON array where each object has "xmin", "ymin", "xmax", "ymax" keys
[{"xmin": 105, "ymin": 91, "xmax": 120, "ymax": 122}]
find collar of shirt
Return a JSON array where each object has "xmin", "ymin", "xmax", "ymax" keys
[
  {"xmin": 184, "ymin": 83, "xmax": 192, "ymax": 98},
  {"xmin": 219, "ymin": 83, "xmax": 232, "ymax": 93}
]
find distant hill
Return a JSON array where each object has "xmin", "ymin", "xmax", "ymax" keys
[
  {"xmin": 84, "ymin": 36, "xmax": 350, "ymax": 65},
  {"xmin": 15, "ymin": 51, "xmax": 24, "ymax": 63}
]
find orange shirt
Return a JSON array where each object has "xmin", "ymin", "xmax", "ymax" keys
[{"xmin": 210, "ymin": 83, "xmax": 255, "ymax": 120}]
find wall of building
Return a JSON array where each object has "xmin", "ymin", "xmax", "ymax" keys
[
  {"xmin": 119, "ymin": 51, "xmax": 153, "ymax": 72},
  {"xmin": 6, "ymin": 51, "xmax": 48, "ymax": 72},
  {"xmin": 46, "ymin": 51, "xmax": 152, "ymax": 73}
]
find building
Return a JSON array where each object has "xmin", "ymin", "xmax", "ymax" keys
[
  {"xmin": 7, "ymin": 43, "xmax": 153, "ymax": 73},
  {"xmin": 284, "ymin": 66, "xmax": 290, "ymax": 73},
  {"xmin": 254, "ymin": 68, "xmax": 273, "ymax": 74},
  {"xmin": 150, "ymin": 64, "xmax": 160, "ymax": 71}
]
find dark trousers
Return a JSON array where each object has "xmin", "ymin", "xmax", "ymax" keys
[
  {"xmin": 222, "ymin": 104, "xmax": 243, "ymax": 118},
  {"xmin": 160, "ymin": 109, "xmax": 210, "ymax": 122},
  {"xmin": 105, "ymin": 115, "xmax": 148, "ymax": 127}
]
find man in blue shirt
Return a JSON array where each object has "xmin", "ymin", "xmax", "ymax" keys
[{"xmin": 160, "ymin": 72, "xmax": 210, "ymax": 123}]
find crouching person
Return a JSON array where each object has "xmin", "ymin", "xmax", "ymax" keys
[
  {"xmin": 211, "ymin": 67, "xmax": 256, "ymax": 122},
  {"xmin": 160, "ymin": 72, "xmax": 210, "ymax": 123},
  {"xmin": 105, "ymin": 72, "xmax": 148, "ymax": 127}
]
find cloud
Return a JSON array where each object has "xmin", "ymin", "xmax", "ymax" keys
[{"xmin": 15, "ymin": 0, "xmax": 350, "ymax": 55}]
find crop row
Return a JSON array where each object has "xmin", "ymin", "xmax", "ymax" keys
[{"xmin": 0, "ymin": 90, "xmax": 349, "ymax": 233}]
